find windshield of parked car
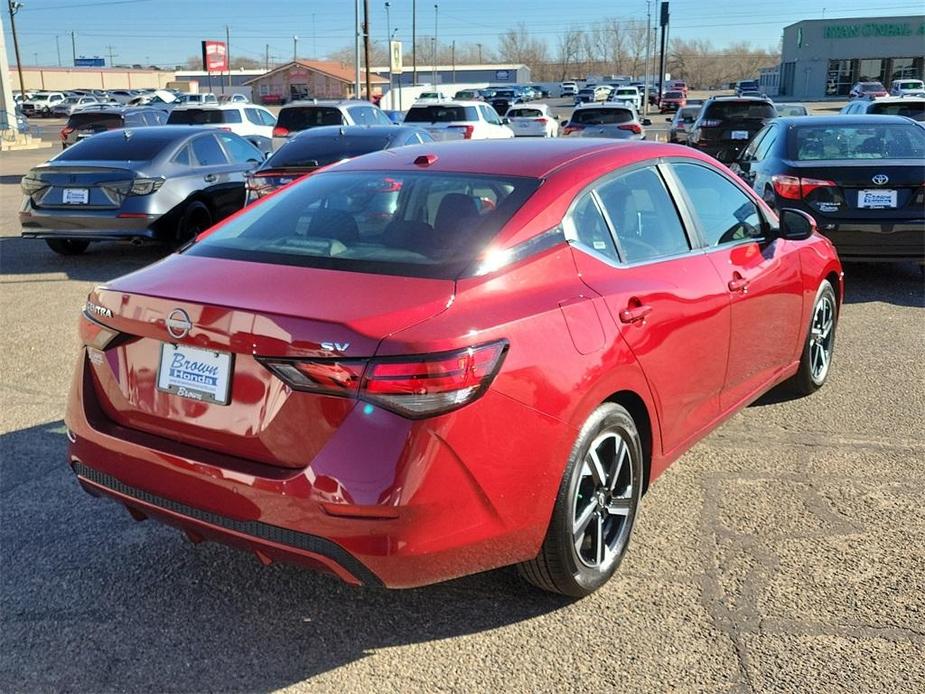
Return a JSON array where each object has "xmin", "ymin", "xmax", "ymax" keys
[
  {"xmin": 868, "ymin": 101, "xmax": 925, "ymax": 120},
  {"xmin": 186, "ymin": 171, "xmax": 541, "ymax": 278},
  {"xmin": 405, "ymin": 105, "xmax": 479, "ymax": 122},
  {"xmin": 265, "ymin": 136, "xmax": 392, "ymax": 168},
  {"xmin": 66, "ymin": 112, "xmax": 124, "ymax": 129},
  {"xmin": 793, "ymin": 124, "xmax": 925, "ymax": 160},
  {"xmin": 168, "ymin": 109, "xmax": 240, "ymax": 124},
  {"xmin": 32, "ymin": 94, "xmax": 51, "ymax": 102},
  {"xmin": 704, "ymin": 101, "xmax": 775, "ymax": 120},
  {"xmin": 54, "ymin": 131, "xmax": 179, "ymax": 161},
  {"xmin": 571, "ymin": 108, "xmax": 633, "ymax": 125},
  {"xmin": 277, "ymin": 107, "xmax": 345, "ymax": 130}
]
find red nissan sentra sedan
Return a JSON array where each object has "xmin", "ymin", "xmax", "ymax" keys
[{"xmin": 66, "ymin": 139, "xmax": 842, "ymax": 597}]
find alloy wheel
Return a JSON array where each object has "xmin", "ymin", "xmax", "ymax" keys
[
  {"xmin": 809, "ymin": 294, "xmax": 835, "ymax": 383},
  {"xmin": 572, "ymin": 431, "xmax": 635, "ymax": 570}
]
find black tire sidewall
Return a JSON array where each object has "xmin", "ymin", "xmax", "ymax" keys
[
  {"xmin": 177, "ymin": 202, "xmax": 212, "ymax": 245},
  {"xmin": 795, "ymin": 280, "xmax": 837, "ymax": 393},
  {"xmin": 549, "ymin": 403, "xmax": 643, "ymax": 596}
]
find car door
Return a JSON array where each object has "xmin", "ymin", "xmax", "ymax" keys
[
  {"xmin": 215, "ymin": 131, "xmax": 266, "ymax": 213},
  {"xmin": 481, "ymin": 105, "xmax": 510, "ymax": 139},
  {"xmin": 667, "ymin": 161, "xmax": 803, "ymax": 411},
  {"xmin": 190, "ymin": 132, "xmax": 239, "ymax": 217},
  {"xmin": 567, "ymin": 164, "xmax": 732, "ymax": 456}
]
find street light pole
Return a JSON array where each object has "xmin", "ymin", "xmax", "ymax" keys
[
  {"xmin": 293, "ymin": 35, "xmax": 298, "ymax": 62},
  {"xmin": 363, "ymin": 0, "xmax": 371, "ymax": 102},
  {"xmin": 7, "ymin": 1, "xmax": 27, "ymax": 97},
  {"xmin": 70, "ymin": 31, "xmax": 76, "ymax": 65},
  {"xmin": 432, "ymin": 3, "xmax": 438, "ymax": 88},
  {"xmin": 354, "ymin": 0, "xmax": 361, "ymax": 98},
  {"xmin": 411, "ymin": 0, "xmax": 416, "ymax": 86},
  {"xmin": 385, "ymin": 2, "xmax": 392, "ymax": 105},
  {"xmin": 55, "ymin": 34, "xmax": 61, "ymax": 66},
  {"xmin": 643, "ymin": 0, "xmax": 651, "ymax": 117}
]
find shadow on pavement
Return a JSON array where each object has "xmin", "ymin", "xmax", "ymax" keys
[
  {"xmin": 841, "ymin": 261, "xmax": 923, "ymax": 308},
  {"xmin": 0, "ymin": 421, "xmax": 569, "ymax": 692},
  {"xmin": 0, "ymin": 236, "xmax": 167, "ymax": 283}
]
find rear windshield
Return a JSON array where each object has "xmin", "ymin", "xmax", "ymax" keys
[
  {"xmin": 677, "ymin": 107, "xmax": 700, "ymax": 122},
  {"xmin": 66, "ymin": 112, "xmax": 123, "ymax": 129},
  {"xmin": 571, "ymin": 108, "xmax": 633, "ymax": 125},
  {"xmin": 776, "ymin": 105, "xmax": 807, "ymax": 116},
  {"xmin": 168, "ymin": 109, "xmax": 240, "ymax": 125},
  {"xmin": 265, "ymin": 136, "xmax": 391, "ymax": 168},
  {"xmin": 860, "ymin": 83, "xmax": 885, "ymax": 91},
  {"xmin": 896, "ymin": 81, "xmax": 923, "ymax": 89},
  {"xmin": 494, "ymin": 91, "xmax": 515, "ymax": 98},
  {"xmin": 277, "ymin": 107, "xmax": 345, "ymax": 131},
  {"xmin": 508, "ymin": 108, "xmax": 543, "ymax": 118},
  {"xmin": 868, "ymin": 101, "xmax": 925, "ymax": 120},
  {"xmin": 665, "ymin": 91, "xmax": 684, "ymax": 99},
  {"xmin": 793, "ymin": 124, "xmax": 925, "ymax": 160},
  {"xmin": 55, "ymin": 132, "xmax": 175, "ymax": 161},
  {"xmin": 405, "ymin": 105, "xmax": 479, "ymax": 123},
  {"xmin": 703, "ymin": 101, "xmax": 775, "ymax": 120},
  {"xmin": 186, "ymin": 171, "xmax": 541, "ymax": 278}
]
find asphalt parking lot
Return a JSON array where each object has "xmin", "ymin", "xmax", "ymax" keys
[{"xmin": 1, "ymin": 144, "xmax": 923, "ymax": 692}]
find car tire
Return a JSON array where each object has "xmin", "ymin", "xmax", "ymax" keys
[
  {"xmin": 45, "ymin": 238, "xmax": 90, "ymax": 255},
  {"xmin": 789, "ymin": 279, "xmax": 837, "ymax": 396},
  {"xmin": 518, "ymin": 402, "xmax": 643, "ymax": 598},
  {"xmin": 176, "ymin": 201, "xmax": 212, "ymax": 245}
]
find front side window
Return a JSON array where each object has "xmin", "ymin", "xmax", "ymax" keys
[
  {"xmin": 191, "ymin": 134, "xmax": 228, "ymax": 166},
  {"xmin": 672, "ymin": 163, "xmax": 763, "ymax": 246},
  {"xmin": 244, "ymin": 108, "xmax": 263, "ymax": 125},
  {"xmin": 596, "ymin": 167, "xmax": 690, "ymax": 263}
]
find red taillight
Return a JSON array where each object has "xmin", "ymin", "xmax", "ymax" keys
[
  {"xmin": 60, "ymin": 126, "xmax": 74, "ymax": 140},
  {"xmin": 449, "ymin": 124, "xmax": 475, "ymax": 139},
  {"xmin": 618, "ymin": 123, "xmax": 642, "ymax": 134},
  {"xmin": 772, "ymin": 175, "xmax": 836, "ymax": 200},
  {"xmin": 272, "ymin": 126, "xmax": 289, "ymax": 137},
  {"xmin": 259, "ymin": 341, "xmax": 508, "ymax": 418},
  {"xmin": 533, "ymin": 117, "xmax": 548, "ymax": 123},
  {"xmin": 699, "ymin": 119, "xmax": 722, "ymax": 128},
  {"xmin": 218, "ymin": 126, "xmax": 232, "ymax": 132},
  {"xmin": 563, "ymin": 125, "xmax": 583, "ymax": 135},
  {"xmin": 245, "ymin": 174, "xmax": 280, "ymax": 204}
]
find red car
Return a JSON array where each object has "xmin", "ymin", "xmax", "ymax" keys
[
  {"xmin": 66, "ymin": 140, "xmax": 842, "ymax": 597},
  {"xmin": 660, "ymin": 90, "xmax": 687, "ymax": 112}
]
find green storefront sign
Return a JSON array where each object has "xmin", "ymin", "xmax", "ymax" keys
[{"xmin": 824, "ymin": 22, "xmax": 925, "ymax": 39}]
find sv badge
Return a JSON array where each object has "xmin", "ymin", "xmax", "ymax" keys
[{"xmin": 321, "ymin": 342, "xmax": 350, "ymax": 352}]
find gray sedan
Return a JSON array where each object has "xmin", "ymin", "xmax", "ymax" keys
[
  {"xmin": 19, "ymin": 126, "xmax": 265, "ymax": 255},
  {"xmin": 561, "ymin": 104, "xmax": 650, "ymax": 140}
]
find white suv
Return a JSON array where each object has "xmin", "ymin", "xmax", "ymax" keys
[
  {"xmin": 21, "ymin": 92, "xmax": 66, "ymax": 117},
  {"xmin": 167, "ymin": 104, "xmax": 278, "ymax": 153},
  {"xmin": 610, "ymin": 86, "xmax": 642, "ymax": 110},
  {"xmin": 273, "ymin": 100, "xmax": 393, "ymax": 149},
  {"xmin": 403, "ymin": 100, "xmax": 514, "ymax": 141}
]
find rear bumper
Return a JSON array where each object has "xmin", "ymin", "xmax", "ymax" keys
[
  {"xmin": 816, "ymin": 219, "xmax": 925, "ymax": 261},
  {"xmin": 65, "ymin": 351, "xmax": 565, "ymax": 589},
  {"xmin": 20, "ymin": 203, "xmax": 159, "ymax": 241}
]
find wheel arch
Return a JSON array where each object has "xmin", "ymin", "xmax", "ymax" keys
[{"xmin": 603, "ymin": 390, "xmax": 654, "ymax": 494}]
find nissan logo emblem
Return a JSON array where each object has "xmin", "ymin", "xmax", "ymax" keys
[
  {"xmin": 872, "ymin": 174, "xmax": 889, "ymax": 185},
  {"xmin": 165, "ymin": 309, "xmax": 193, "ymax": 339}
]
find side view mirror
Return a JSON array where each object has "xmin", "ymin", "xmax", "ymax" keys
[
  {"xmin": 501, "ymin": 117, "xmax": 510, "ymax": 125},
  {"xmin": 778, "ymin": 208, "xmax": 816, "ymax": 240},
  {"xmin": 641, "ymin": 118, "xmax": 652, "ymax": 126}
]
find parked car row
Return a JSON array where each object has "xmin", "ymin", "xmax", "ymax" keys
[{"xmin": 17, "ymin": 88, "xmax": 244, "ymax": 118}]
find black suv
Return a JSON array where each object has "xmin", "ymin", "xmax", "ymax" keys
[
  {"xmin": 60, "ymin": 107, "xmax": 166, "ymax": 149},
  {"xmin": 687, "ymin": 96, "xmax": 776, "ymax": 163}
]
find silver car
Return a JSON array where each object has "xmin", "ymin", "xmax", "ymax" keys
[
  {"xmin": 19, "ymin": 126, "xmax": 265, "ymax": 255},
  {"xmin": 667, "ymin": 105, "xmax": 701, "ymax": 144},
  {"xmin": 52, "ymin": 96, "xmax": 101, "ymax": 118},
  {"xmin": 561, "ymin": 103, "xmax": 650, "ymax": 140}
]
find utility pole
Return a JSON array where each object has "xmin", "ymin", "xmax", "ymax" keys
[
  {"xmin": 412, "ymin": 0, "xmax": 416, "ymax": 85},
  {"xmin": 643, "ymin": 1, "xmax": 651, "ymax": 117},
  {"xmin": 385, "ymin": 2, "xmax": 392, "ymax": 104},
  {"xmin": 432, "ymin": 3, "xmax": 438, "ymax": 88},
  {"xmin": 363, "ymin": 0, "xmax": 371, "ymax": 102},
  {"xmin": 476, "ymin": 43, "xmax": 482, "ymax": 64},
  {"xmin": 224, "ymin": 24, "xmax": 230, "ymax": 95},
  {"xmin": 265, "ymin": 43, "xmax": 269, "ymax": 71},
  {"xmin": 55, "ymin": 34, "xmax": 61, "ymax": 66},
  {"xmin": 105, "ymin": 44, "xmax": 117, "ymax": 67},
  {"xmin": 312, "ymin": 13, "xmax": 316, "ymax": 57},
  {"xmin": 657, "ymin": 1, "xmax": 668, "ymax": 105},
  {"xmin": 70, "ymin": 31, "xmax": 76, "ymax": 65},
  {"xmin": 354, "ymin": 0, "xmax": 361, "ymax": 98},
  {"xmin": 451, "ymin": 40, "xmax": 455, "ymax": 87},
  {"xmin": 8, "ymin": 1, "xmax": 26, "ymax": 97},
  {"xmin": 293, "ymin": 35, "xmax": 298, "ymax": 62}
]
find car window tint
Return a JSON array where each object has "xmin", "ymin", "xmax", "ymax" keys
[
  {"xmin": 244, "ymin": 108, "xmax": 263, "ymax": 125},
  {"xmin": 277, "ymin": 107, "xmax": 344, "ymax": 130},
  {"xmin": 173, "ymin": 145, "xmax": 191, "ymax": 166},
  {"xmin": 124, "ymin": 113, "xmax": 144, "ymax": 127},
  {"xmin": 673, "ymin": 163, "xmax": 763, "ymax": 246},
  {"xmin": 571, "ymin": 108, "xmax": 633, "ymax": 125},
  {"xmin": 597, "ymin": 167, "xmax": 690, "ymax": 263},
  {"xmin": 191, "ymin": 134, "xmax": 228, "ymax": 166},
  {"xmin": 793, "ymin": 123, "xmax": 925, "ymax": 160},
  {"xmin": 371, "ymin": 108, "xmax": 392, "ymax": 126},
  {"xmin": 568, "ymin": 193, "xmax": 619, "ymax": 262},
  {"xmin": 260, "ymin": 110, "xmax": 277, "ymax": 126},
  {"xmin": 742, "ymin": 127, "xmax": 769, "ymax": 159},
  {"xmin": 217, "ymin": 132, "xmax": 261, "ymax": 163},
  {"xmin": 222, "ymin": 109, "xmax": 243, "ymax": 123},
  {"xmin": 347, "ymin": 106, "xmax": 378, "ymax": 125},
  {"xmin": 754, "ymin": 126, "xmax": 778, "ymax": 160}
]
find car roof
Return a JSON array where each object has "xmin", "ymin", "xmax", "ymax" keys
[
  {"xmin": 864, "ymin": 96, "xmax": 925, "ymax": 104},
  {"xmin": 775, "ymin": 114, "xmax": 918, "ymax": 127},
  {"xmin": 170, "ymin": 103, "xmax": 248, "ymax": 110},
  {"xmin": 574, "ymin": 102, "xmax": 634, "ymax": 110},
  {"xmin": 326, "ymin": 139, "xmax": 693, "ymax": 178},
  {"xmin": 283, "ymin": 100, "xmax": 362, "ymax": 108},
  {"xmin": 709, "ymin": 95, "xmax": 771, "ymax": 102},
  {"xmin": 409, "ymin": 100, "xmax": 483, "ymax": 107},
  {"xmin": 80, "ymin": 125, "xmax": 228, "ymax": 140}
]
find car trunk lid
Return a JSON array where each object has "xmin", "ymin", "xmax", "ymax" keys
[
  {"xmin": 82, "ymin": 253, "xmax": 454, "ymax": 468},
  {"xmin": 26, "ymin": 162, "xmax": 139, "ymax": 210}
]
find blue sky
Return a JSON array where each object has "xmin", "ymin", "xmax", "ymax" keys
[{"xmin": 4, "ymin": 0, "xmax": 923, "ymax": 67}]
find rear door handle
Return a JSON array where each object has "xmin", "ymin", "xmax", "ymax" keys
[
  {"xmin": 204, "ymin": 173, "xmax": 218, "ymax": 183},
  {"xmin": 728, "ymin": 274, "xmax": 750, "ymax": 293},
  {"xmin": 619, "ymin": 304, "xmax": 653, "ymax": 323}
]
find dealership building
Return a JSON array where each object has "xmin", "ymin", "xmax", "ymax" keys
[{"xmin": 778, "ymin": 15, "xmax": 924, "ymax": 98}]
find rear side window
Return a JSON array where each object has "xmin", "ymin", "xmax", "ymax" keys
[
  {"xmin": 277, "ymin": 107, "xmax": 345, "ymax": 131},
  {"xmin": 191, "ymin": 134, "xmax": 228, "ymax": 165},
  {"xmin": 405, "ymin": 105, "xmax": 479, "ymax": 123},
  {"xmin": 186, "ymin": 171, "xmax": 541, "ymax": 278},
  {"xmin": 703, "ymin": 101, "xmax": 775, "ymax": 120},
  {"xmin": 672, "ymin": 163, "xmax": 763, "ymax": 246},
  {"xmin": 571, "ymin": 108, "xmax": 633, "ymax": 125},
  {"xmin": 124, "ymin": 113, "xmax": 145, "ymax": 127},
  {"xmin": 596, "ymin": 167, "xmax": 690, "ymax": 263},
  {"xmin": 217, "ymin": 133, "xmax": 262, "ymax": 163},
  {"xmin": 792, "ymin": 124, "xmax": 925, "ymax": 160},
  {"xmin": 567, "ymin": 193, "xmax": 619, "ymax": 262},
  {"xmin": 347, "ymin": 105, "xmax": 379, "ymax": 125}
]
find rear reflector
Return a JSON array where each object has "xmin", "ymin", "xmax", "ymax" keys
[{"xmin": 259, "ymin": 341, "xmax": 508, "ymax": 418}]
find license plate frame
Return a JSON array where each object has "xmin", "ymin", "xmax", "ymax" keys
[
  {"xmin": 731, "ymin": 130, "xmax": 750, "ymax": 140},
  {"xmin": 62, "ymin": 188, "xmax": 89, "ymax": 204},
  {"xmin": 857, "ymin": 189, "xmax": 897, "ymax": 209},
  {"xmin": 156, "ymin": 342, "xmax": 233, "ymax": 406}
]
